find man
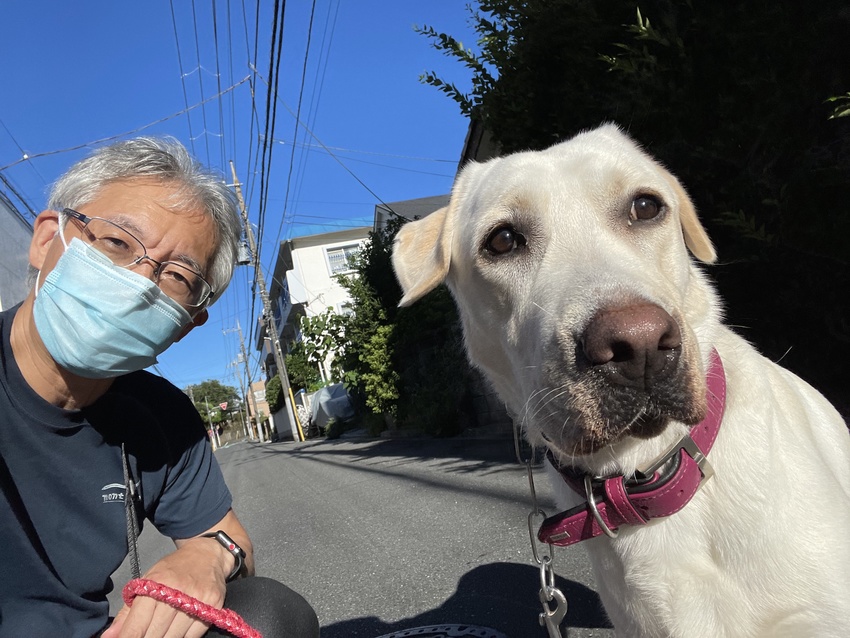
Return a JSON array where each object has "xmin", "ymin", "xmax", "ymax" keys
[{"xmin": 0, "ymin": 138, "xmax": 320, "ymax": 638}]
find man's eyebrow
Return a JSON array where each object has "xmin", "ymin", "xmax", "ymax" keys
[
  {"xmin": 173, "ymin": 253, "xmax": 206, "ymax": 276},
  {"xmin": 106, "ymin": 214, "xmax": 207, "ymax": 275},
  {"xmin": 106, "ymin": 214, "xmax": 144, "ymax": 236}
]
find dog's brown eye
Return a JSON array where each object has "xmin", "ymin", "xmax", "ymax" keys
[
  {"xmin": 486, "ymin": 226, "xmax": 525, "ymax": 255},
  {"xmin": 631, "ymin": 195, "xmax": 663, "ymax": 221}
]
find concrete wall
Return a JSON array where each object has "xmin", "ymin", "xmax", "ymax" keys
[{"xmin": 0, "ymin": 195, "xmax": 33, "ymax": 311}]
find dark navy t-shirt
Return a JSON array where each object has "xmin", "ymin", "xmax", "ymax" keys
[{"xmin": 0, "ymin": 305, "xmax": 233, "ymax": 638}]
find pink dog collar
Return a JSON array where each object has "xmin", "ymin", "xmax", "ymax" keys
[{"xmin": 538, "ymin": 349, "xmax": 727, "ymax": 546}]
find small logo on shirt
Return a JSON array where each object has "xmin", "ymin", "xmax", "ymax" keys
[{"xmin": 101, "ymin": 482, "xmax": 133, "ymax": 504}]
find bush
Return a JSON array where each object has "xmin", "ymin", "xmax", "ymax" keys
[
  {"xmin": 324, "ymin": 418, "xmax": 343, "ymax": 440},
  {"xmin": 265, "ymin": 375, "xmax": 283, "ymax": 413}
]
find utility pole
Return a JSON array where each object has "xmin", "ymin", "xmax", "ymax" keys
[
  {"xmin": 227, "ymin": 321, "xmax": 264, "ymax": 442},
  {"xmin": 204, "ymin": 396, "xmax": 221, "ymax": 449},
  {"xmin": 187, "ymin": 385, "xmax": 218, "ymax": 449},
  {"xmin": 229, "ymin": 363, "xmax": 251, "ymax": 438},
  {"xmin": 229, "ymin": 160, "xmax": 300, "ymax": 441}
]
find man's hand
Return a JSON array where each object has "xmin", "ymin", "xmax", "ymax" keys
[{"xmin": 103, "ymin": 510, "xmax": 253, "ymax": 638}]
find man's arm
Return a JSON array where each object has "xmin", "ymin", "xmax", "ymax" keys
[
  {"xmin": 177, "ymin": 508, "xmax": 255, "ymax": 579},
  {"xmin": 102, "ymin": 509, "xmax": 254, "ymax": 638}
]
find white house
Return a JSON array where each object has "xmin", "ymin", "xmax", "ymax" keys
[
  {"xmin": 0, "ymin": 191, "xmax": 33, "ymax": 311},
  {"xmin": 257, "ymin": 226, "xmax": 371, "ymax": 379},
  {"xmin": 257, "ymin": 195, "xmax": 454, "ymax": 379}
]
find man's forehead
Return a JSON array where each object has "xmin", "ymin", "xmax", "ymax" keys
[{"xmin": 79, "ymin": 179, "xmax": 217, "ymax": 266}]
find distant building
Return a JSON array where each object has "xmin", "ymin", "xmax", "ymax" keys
[
  {"xmin": 253, "ymin": 123, "xmax": 511, "ymax": 433},
  {"xmin": 247, "ymin": 377, "xmax": 272, "ymax": 438},
  {"xmin": 249, "ymin": 378, "xmax": 270, "ymax": 420},
  {"xmin": 373, "ymin": 194, "xmax": 450, "ymax": 230},
  {"xmin": 257, "ymin": 226, "xmax": 371, "ymax": 380},
  {"xmin": 0, "ymin": 191, "xmax": 33, "ymax": 310}
]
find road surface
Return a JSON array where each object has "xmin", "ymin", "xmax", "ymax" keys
[{"xmin": 110, "ymin": 433, "xmax": 615, "ymax": 637}]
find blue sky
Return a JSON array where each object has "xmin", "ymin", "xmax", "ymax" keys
[{"xmin": 0, "ymin": 1, "xmax": 477, "ymax": 391}]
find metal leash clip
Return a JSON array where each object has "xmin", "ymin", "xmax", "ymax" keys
[
  {"xmin": 538, "ymin": 583, "xmax": 568, "ymax": 638},
  {"xmin": 516, "ymin": 424, "xmax": 568, "ymax": 637}
]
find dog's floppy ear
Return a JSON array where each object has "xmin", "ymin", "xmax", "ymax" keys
[
  {"xmin": 392, "ymin": 206, "xmax": 452, "ymax": 307},
  {"xmin": 667, "ymin": 175, "xmax": 717, "ymax": 263}
]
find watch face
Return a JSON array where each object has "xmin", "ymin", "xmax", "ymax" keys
[
  {"xmin": 218, "ymin": 532, "xmax": 244, "ymax": 556},
  {"xmin": 206, "ymin": 531, "xmax": 245, "ymax": 581}
]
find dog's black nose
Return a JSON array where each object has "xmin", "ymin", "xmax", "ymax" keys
[{"xmin": 581, "ymin": 303, "xmax": 682, "ymax": 388}]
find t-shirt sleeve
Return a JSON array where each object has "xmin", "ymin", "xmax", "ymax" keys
[
  {"xmin": 151, "ymin": 431, "xmax": 233, "ymax": 539},
  {"xmin": 104, "ymin": 372, "xmax": 234, "ymax": 540}
]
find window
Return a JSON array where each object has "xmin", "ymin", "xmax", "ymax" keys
[
  {"xmin": 326, "ymin": 244, "xmax": 360, "ymax": 275},
  {"xmin": 254, "ymin": 389, "xmax": 266, "ymax": 402}
]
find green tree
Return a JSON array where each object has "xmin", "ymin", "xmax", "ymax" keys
[
  {"xmin": 187, "ymin": 380, "xmax": 240, "ymax": 427},
  {"xmin": 299, "ymin": 309, "xmax": 347, "ymax": 383},
  {"xmin": 337, "ymin": 217, "xmax": 474, "ymax": 435},
  {"xmin": 284, "ymin": 341, "xmax": 323, "ymax": 393},
  {"xmin": 265, "ymin": 375, "xmax": 284, "ymax": 413},
  {"xmin": 336, "ymin": 229, "xmax": 400, "ymax": 417}
]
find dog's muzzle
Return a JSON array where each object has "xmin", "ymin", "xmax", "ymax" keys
[{"xmin": 538, "ymin": 348, "xmax": 727, "ymax": 546}]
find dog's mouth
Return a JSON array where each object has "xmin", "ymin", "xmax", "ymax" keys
[
  {"xmin": 533, "ymin": 383, "xmax": 703, "ymax": 456},
  {"xmin": 530, "ymin": 303, "xmax": 707, "ymax": 456},
  {"xmin": 626, "ymin": 411, "xmax": 671, "ymax": 440}
]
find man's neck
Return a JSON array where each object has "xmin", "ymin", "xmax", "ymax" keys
[{"xmin": 11, "ymin": 297, "xmax": 113, "ymax": 410}]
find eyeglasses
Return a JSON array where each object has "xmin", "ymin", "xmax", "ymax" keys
[{"xmin": 62, "ymin": 208, "xmax": 214, "ymax": 309}]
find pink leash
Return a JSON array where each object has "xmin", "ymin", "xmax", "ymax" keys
[{"xmin": 122, "ymin": 578, "xmax": 263, "ymax": 638}]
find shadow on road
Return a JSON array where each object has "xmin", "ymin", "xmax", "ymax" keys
[
  {"xmin": 245, "ymin": 435, "xmax": 529, "ymax": 475},
  {"xmin": 319, "ymin": 561, "xmax": 612, "ymax": 638}
]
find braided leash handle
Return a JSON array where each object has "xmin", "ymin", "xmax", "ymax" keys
[{"xmin": 122, "ymin": 578, "xmax": 263, "ymax": 638}]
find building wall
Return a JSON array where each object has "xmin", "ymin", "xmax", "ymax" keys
[
  {"xmin": 249, "ymin": 378, "xmax": 270, "ymax": 420},
  {"xmin": 287, "ymin": 234, "xmax": 368, "ymax": 315},
  {"xmin": 0, "ymin": 194, "xmax": 33, "ymax": 310}
]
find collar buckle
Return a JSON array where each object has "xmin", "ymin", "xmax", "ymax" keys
[{"xmin": 641, "ymin": 432, "xmax": 715, "ymax": 489}]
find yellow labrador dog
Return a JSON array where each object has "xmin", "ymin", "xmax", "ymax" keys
[{"xmin": 392, "ymin": 124, "xmax": 850, "ymax": 637}]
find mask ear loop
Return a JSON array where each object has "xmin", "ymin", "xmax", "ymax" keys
[
  {"xmin": 57, "ymin": 210, "xmax": 71, "ymax": 249},
  {"xmin": 35, "ymin": 210, "xmax": 73, "ymax": 296},
  {"xmin": 34, "ymin": 211, "xmax": 72, "ymax": 298}
]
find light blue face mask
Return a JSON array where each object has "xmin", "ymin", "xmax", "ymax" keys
[{"xmin": 33, "ymin": 237, "xmax": 192, "ymax": 379}]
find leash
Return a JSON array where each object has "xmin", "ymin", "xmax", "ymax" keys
[
  {"xmin": 514, "ymin": 425, "xmax": 568, "ymax": 638},
  {"xmin": 122, "ymin": 578, "xmax": 263, "ymax": 638},
  {"xmin": 120, "ymin": 450, "xmax": 262, "ymax": 637},
  {"xmin": 517, "ymin": 349, "xmax": 727, "ymax": 636}
]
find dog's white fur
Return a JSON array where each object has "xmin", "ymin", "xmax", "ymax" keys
[{"xmin": 392, "ymin": 125, "xmax": 850, "ymax": 637}]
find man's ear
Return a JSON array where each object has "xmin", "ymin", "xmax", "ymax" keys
[
  {"xmin": 176, "ymin": 309, "xmax": 208, "ymax": 341},
  {"xmin": 30, "ymin": 210, "xmax": 61, "ymax": 271}
]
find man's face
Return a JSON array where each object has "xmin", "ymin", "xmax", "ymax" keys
[{"xmin": 31, "ymin": 177, "xmax": 218, "ymax": 332}]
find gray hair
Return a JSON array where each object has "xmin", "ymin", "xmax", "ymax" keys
[{"xmin": 44, "ymin": 136, "xmax": 241, "ymax": 305}]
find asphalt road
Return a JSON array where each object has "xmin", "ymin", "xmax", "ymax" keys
[{"xmin": 110, "ymin": 433, "xmax": 615, "ymax": 638}]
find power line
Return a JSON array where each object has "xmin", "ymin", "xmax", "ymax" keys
[
  {"xmin": 0, "ymin": 171, "xmax": 37, "ymax": 219},
  {"xmin": 255, "ymin": 0, "xmax": 287, "ymax": 264},
  {"xmin": 0, "ymin": 77, "xmax": 249, "ymax": 172},
  {"xmin": 251, "ymin": 69, "xmax": 403, "ymax": 242},
  {"xmin": 169, "ymin": 0, "xmax": 197, "ymax": 156},
  {"xmin": 190, "ymin": 0, "xmax": 212, "ymax": 165},
  {"xmin": 0, "ymin": 117, "xmax": 49, "ymax": 189},
  {"xmin": 212, "ymin": 0, "xmax": 229, "ymax": 171},
  {"xmin": 279, "ymin": 0, "xmax": 318, "ymax": 245},
  {"xmin": 226, "ymin": 0, "xmax": 238, "ymax": 160}
]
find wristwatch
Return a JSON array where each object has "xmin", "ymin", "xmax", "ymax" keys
[{"xmin": 201, "ymin": 530, "xmax": 246, "ymax": 582}]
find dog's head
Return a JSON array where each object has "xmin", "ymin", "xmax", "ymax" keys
[{"xmin": 392, "ymin": 124, "xmax": 721, "ymax": 471}]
